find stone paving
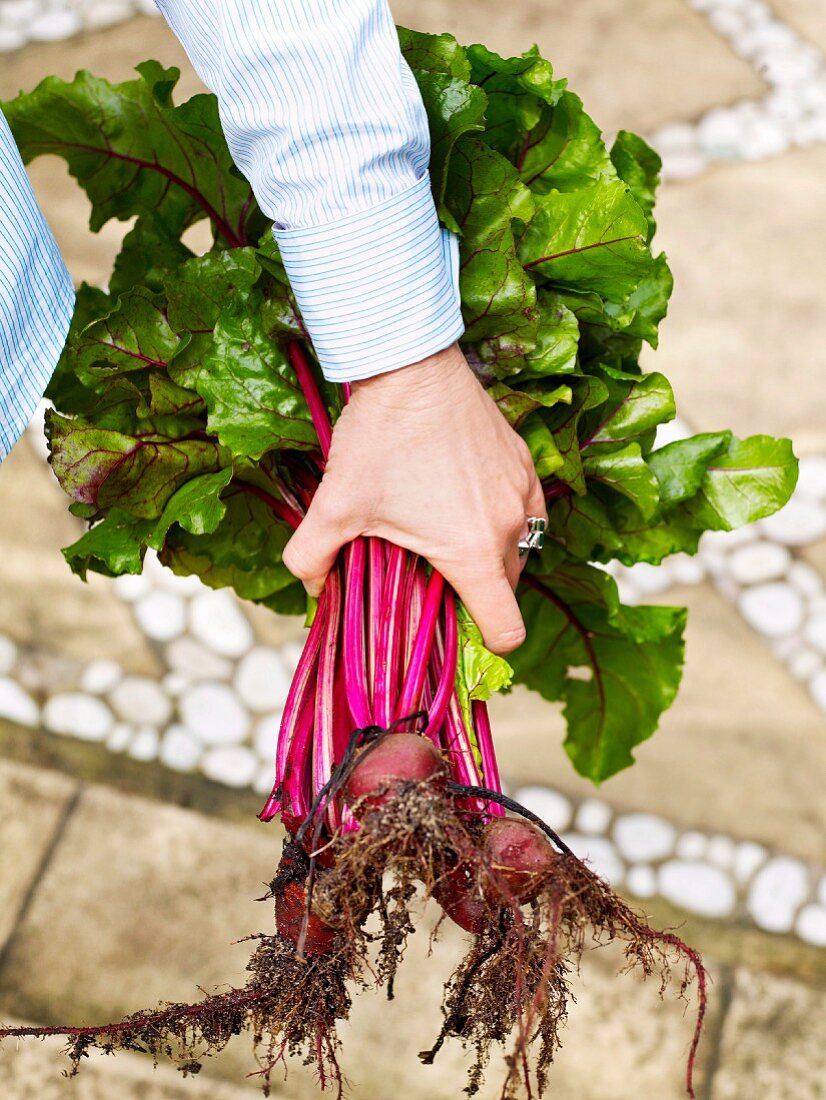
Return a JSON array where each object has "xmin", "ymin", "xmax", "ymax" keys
[{"xmin": 1, "ymin": 0, "xmax": 825, "ymax": 1097}]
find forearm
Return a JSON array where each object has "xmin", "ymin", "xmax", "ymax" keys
[{"xmin": 153, "ymin": 0, "xmax": 464, "ymax": 380}]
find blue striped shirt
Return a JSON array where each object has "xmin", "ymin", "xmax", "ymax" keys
[{"xmin": 0, "ymin": 0, "xmax": 463, "ymax": 462}]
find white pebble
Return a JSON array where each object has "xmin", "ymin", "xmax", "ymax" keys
[
  {"xmin": 113, "ymin": 572, "xmax": 151, "ymax": 603},
  {"xmin": 562, "ymin": 834, "xmax": 624, "ymax": 886},
  {"xmin": 771, "ymin": 633, "xmax": 803, "ymax": 662},
  {"xmin": 133, "ymin": 590, "xmax": 187, "ymax": 642},
  {"xmin": 280, "ymin": 640, "xmax": 306, "ymax": 676},
  {"xmin": 614, "ymin": 813, "xmax": 677, "ymax": 862},
  {"xmin": 107, "ymin": 723, "xmax": 133, "ymax": 752},
  {"xmin": 166, "ymin": 636, "xmax": 233, "ymax": 680},
  {"xmin": 818, "ymin": 875, "xmax": 826, "ymax": 907},
  {"xmin": 794, "ymin": 456, "xmax": 826, "ymax": 501},
  {"xmin": 669, "ymin": 553, "xmax": 705, "ymax": 586},
  {"xmin": 0, "ymin": 26, "xmax": 26, "ymax": 52},
  {"xmin": 676, "ymin": 831, "xmax": 707, "ymax": 860},
  {"xmin": 706, "ymin": 835, "xmax": 737, "ymax": 869},
  {"xmin": 795, "ymin": 904, "xmax": 826, "ymax": 947},
  {"xmin": 738, "ymin": 582, "xmax": 804, "ymax": 638},
  {"xmin": 134, "ymin": 0, "xmax": 162, "ymax": 13},
  {"xmin": 109, "ymin": 676, "xmax": 173, "ymax": 727},
  {"xmin": 701, "ymin": 526, "xmax": 757, "ymax": 554},
  {"xmin": 697, "ymin": 107, "xmax": 744, "ymax": 155},
  {"xmin": 234, "ymin": 647, "xmax": 292, "ymax": 712},
  {"xmin": 162, "ymin": 671, "xmax": 190, "ymax": 697},
  {"xmin": 803, "ymin": 614, "xmax": 826, "ymax": 655},
  {"xmin": 655, "ymin": 417, "xmax": 693, "ymax": 448},
  {"xmin": 733, "ymin": 841, "xmax": 768, "ymax": 884},
  {"xmin": 651, "ymin": 123, "xmax": 697, "ymax": 154},
  {"xmin": 760, "ymin": 501, "xmax": 826, "ymax": 546},
  {"xmin": 29, "ymin": 10, "xmax": 82, "ymax": 42},
  {"xmin": 575, "ymin": 797, "xmax": 612, "ymax": 835},
  {"xmin": 180, "ymin": 682, "xmax": 250, "ymax": 745},
  {"xmin": 760, "ymin": 46, "xmax": 820, "ymax": 88},
  {"xmin": 626, "ymin": 865, "xmax": 658, "ymax": 899},
  {"xmin": 808, "ymin": 669, "xmax": 826, "ymax": 711},
  {"xmin": 202, "ymin": 745, "xmax": 258, "ymax": 788},
  {"xmin": 788, "ymin": 561, "xmax": 822, "ymax": 598},
  {"xmin": 661, "ymin": 151, "xmax": 706, "ymax": 182},
  {"xmin": 788, "ymin": 647, "xmax": 822, "ymax": 681},
  {"xmin": 708, "ymin": 7, "xmax": 746, "ymax": 37},
  {"xmin": 142, "ymin": 550, "xmax": 202, "ymax": 596},
  {"xmin": 80, "ymin": 659, "xmax": 122, "ymax": 695},
  {"xmin": 0, "ymin": 677, "xmax": 39, "ymax": 727},
  {"xmin": 82, "ymin": 0, "xmax": 133, "ymax": 30},
  {"xmin": 129, "ymin": 727, "xmax": 160, "ymax": 762},
  {"xmin": 190, "ymin": 589, "xmax": 253, "ymax": 657},
  {"xmin": 43, "ymin": 693, "xmax": 112, "ymax": 740},
  {"xmin": 512, "ymin": 786, "xmax": 572, "ymax": 832},
  {"xmin": 747, "ymin": 857, "xmax": 810, "ymax": 933},
  {"xmin": 0, "ymin": 635, "xmax": 18, "ymax": 675},
  {"xmin": 765, "ymin": 88, "xmax": 806, "ymax": 125},
  {"xmin": 254, "ymin": 765, "xmax": 276, "ymax": 796},
  {"xmin": 714, "ymin": 575, "xmax": 742, "ymax": 603},
  {"xmin": 0, "ymin": 0, "xmax": 40, "ymax": 26},
  {"xmin": 253, "ymin": 714, "xmax": 280, "ymax": 759},
  {"xmin": 626, "ymin": 562, "xmax": 674, "ymax": 595},
  {"xmin": 728, "ymin": 542, "xmax": 791, "ymax": 585},
  {"xmin": 742, "ymin": 116, "xmax": 790, "ymax": 160},
  {"xmin": 159, "ymin": 725, "xmax": 203, "ymax": 772},
  {"xmin": 659, "ymin": 861, "xmax": 736, "ymax": 918}
]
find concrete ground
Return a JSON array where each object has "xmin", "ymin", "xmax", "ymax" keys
[{"xmin": 1, "ymin": 2, "xmax": 826, "ymax": 1099}]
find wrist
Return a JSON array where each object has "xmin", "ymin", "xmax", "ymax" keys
[{"xmin": 350, "ymin": 343, "xmax": 471, "ymax": 410}]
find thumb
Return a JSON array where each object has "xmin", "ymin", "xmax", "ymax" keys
[
  {"xmin": 282, "ymin": 492, "xmax": 350, "ymax": 597},
  {"xmin": 439, "ymin": 560, "xmax": 527, "ymax": 656}
]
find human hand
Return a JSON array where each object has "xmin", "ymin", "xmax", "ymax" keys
[{"xmin": 282, "ymin": 344, "xmax": 547, "ymax": 654}]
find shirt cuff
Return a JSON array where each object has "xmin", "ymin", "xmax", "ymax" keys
[{"xmin": 274, "ymin": 172, "xmax": 464, "ymax": 382}]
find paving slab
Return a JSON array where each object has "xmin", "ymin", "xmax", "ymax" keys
[
  {"xmin": 394, "ymin": 0, "xmax": 762, "ymax": 134},
  {"xmin": 0, "ymin": 442, "xmax": 161, "ymax": 675},
  {"xmin": 0, "ymin": 1016, "xmax": 265, "ymax": 1100},
  {"xmin": 773, "ymin": 0, "xmax": 826, "ymax": 53},
  {"xmin": 710, "ymin": 967, "xmax": 826, "ymax": 1099},
  {"xmin": 644, "ymin": 146, "xmax": 826, "ymax": 452},
  {"xmin": 490, "ymin": 582, "xmax": 826, "ymax": 862},
  {"xmin": 0, "ymin": 760, "xmax": 78, "ymax": 953},
  {"xmin": 0, "ymin": 778, "xmax": 710, "ymax": 1100}
]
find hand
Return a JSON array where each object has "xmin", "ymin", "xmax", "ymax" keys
[{"xmin": 282, "ymin": 344, "xmax": 547, "ymax": 654}]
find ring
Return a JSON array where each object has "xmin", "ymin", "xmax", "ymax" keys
[{"xmin": 518, "ymin": 516, "xmax": 546, "ymax": 557}]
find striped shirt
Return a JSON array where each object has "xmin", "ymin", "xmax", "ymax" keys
[{"xmin": 0, "ymin": 0, "xmax": 463, "ymax": 462}]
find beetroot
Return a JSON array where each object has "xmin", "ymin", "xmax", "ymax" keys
[
  {"xmin": 483, "ymin": 818, "xmax": 558, "ymax": 903},
  {"xmin": 275, "ymin": 880, "xmax": 336, "ymax": 956},
  {"xmin": 343, "ymin": 732, "xmax": 445, "ymax": 811}
]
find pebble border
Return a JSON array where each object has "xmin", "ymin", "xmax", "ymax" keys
[{"xmin": 1, "ymin": 1, "xmax": 825, "ymax": 947}]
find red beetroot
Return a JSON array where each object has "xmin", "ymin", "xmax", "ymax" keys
[
  {"xmin": 275, "ymin": 880, "xmax": 336, "ymax": 956},
  {"xmin": 483, "ymin": 818, "xmax": 558, "ymax": 903},
  {"xmin": 434, "ymin": 865, "xmax": 487, "ymax": 935},
  {"xmin": 343, "ymin": 733, "xmax": 445, "ymax": 811}
]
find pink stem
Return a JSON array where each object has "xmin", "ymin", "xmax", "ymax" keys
[
  {"xmin": 288, "ymin": 341, "xmax": 333, "ymax": 460},
  {"xmin": 397, "ymin": 570, "xmax": 445, "ymax": 719},
  {"xmin": 472, "ymin": 699, "xmax": 505, "ymax": 816},
  {"xmin": 366, "ymin": 538, "xmax": 385, "ymax": 716},
  {"xmin": 445, "ymin": 696, "xmax": 486, "ymax": 812},
  {"xmin": 343, "ymin": 539, "xmax": 373, "ymax": 729},
  {"xmin": 375, "ymin": 545, "xmax": 406, "ymax": 728},
  {"xmin": 313, "ymin": 566, "xmax": 343, "ymax": 828},
  {"xmin": 424, "ymin": 588, "xmax": 458, "ymax": 742}
]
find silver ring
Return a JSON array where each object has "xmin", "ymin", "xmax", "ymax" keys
[{"xmin": 518, "ymin": 516, "xmax": 546, "ymax": 557}]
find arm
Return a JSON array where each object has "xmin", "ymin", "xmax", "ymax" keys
[{"xmin": 156, "ymin": 0, "xmax": 545, "ymax": 652}]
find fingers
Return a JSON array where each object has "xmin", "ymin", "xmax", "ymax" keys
[
  {"xmin": 282, "ymin": 488, "xmax": 353, "ymax": 597},
  {"xmin": 439, "ymin": 558, "xmax": 526, "ymax": 655},
  {"xmin": 514, "ymin": 471, "xmax": 550, "ymax": 576}
]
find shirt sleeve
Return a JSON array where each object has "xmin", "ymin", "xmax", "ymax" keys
[{"xmin": 154, "ymin": 0, "xmax": 464, "ymax": 382}]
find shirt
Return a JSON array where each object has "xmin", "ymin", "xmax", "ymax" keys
[{"xmin": 0, "ymin": 0, "xmax": 463, "ymax": 464}]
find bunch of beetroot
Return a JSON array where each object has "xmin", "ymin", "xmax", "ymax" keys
[{"xmin": 0, "ymin": 346, "xmax": 707, "ymax": 1099}]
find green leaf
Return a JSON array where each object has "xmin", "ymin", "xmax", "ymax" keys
[
  {"xmin": 455, "ymin": 602, "xmax": 514, "ymax": 758},
  {"xmin": 518, "ymin": 92, "xmax": 615, "ymax": 194},
  {"xmin": 172, "ymin": 312, "xmax": 316, "ymax": 460},
  {"xmin": 675, "ymin": 435, "xmax": 799, "ymax": 530},
  {"xmin": 447, "ymin": 136, "xmax": 538, "ymax": 367},
  {"xmin": 62, "ymin": 508, "xmax": 154, "ymax": 579},
  {"xmin": 110, "ymin": 214, "xmax": 194, "ymax": 297},
  {"xmin": 487, "ymin": 379, "xmax": 572, "ymax": 428},
  {"xmin": 398, "ymin": 26, "xmax": 471, "ymax": 79},
  {"xmin": 47, "ymin": 411, "xmax": 226, "ymax": 518},
  {"xmin": 610, "ymin": 130, "xmax": 662, "ymax": 241},
  {"xmin": 512, "ymin": 564, "xmax": 686, "ymax": 781},
  {"xmin": 518, "ymin": 179, "xmax": 652, "ymax": 301},
  {"xmin": 413, "ymin": 73, "xmax": 487, "ymax": 206},
  {"xmin": 583, "ymin": 442, "xmax": 660, "ymax": 520},
  {"xmin": 648, "ymin": 432, "xmax": 732, "ymax": 507},
  {"xmin": 3, "ymin": 62, "xmax": 251, "ymax": 244},
  {"xmin": 149, "ymin": 467, "xmax": 233, "ymax": 549},
  {"xmin": 521, "ymin": 414, "xmax": 564, "ymax": 479},
  {"xmin": 521, "ymin": 292, "xmax": 580, "ymax": 378},
  {"xmin": 164, "ymin": 249, "xmax": 261, "ymax": 332},
  {"xmin": 585, "ymin": 370, "xmax": 675, "ymax": 449},
  {"xmin": 160, "ymin": 490, "xmax": 296, "ymax": 603},
  {"xmin": 70, "ymin": 288, "xmax": 179, "ymax": 385}
]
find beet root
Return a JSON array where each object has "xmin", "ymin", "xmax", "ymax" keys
[{"xmin": 343, "ymin": 732, "xmax": 446, "ymax": 812}]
